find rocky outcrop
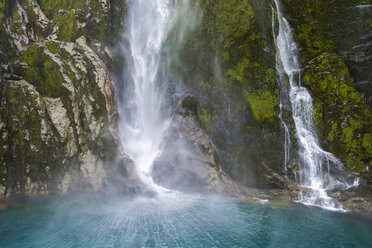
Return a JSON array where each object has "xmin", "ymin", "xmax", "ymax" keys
[
  {"xmin": 330, "ymin": 188, "xmax": 372, "ymax": 217},
  {"xmin": 152, "ymin": 96, "xmax": 247, "ymax": 197},
  {"xmin": 0, "ymin": 0, "xmax": 124, "ymax": 198}
]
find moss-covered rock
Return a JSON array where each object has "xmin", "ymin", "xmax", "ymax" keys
[
  {"xmin": 22, "ymin": 44, "xmax": 64, "ymax": 96},
  {"xmin": 282, "ymin": 0, "xmax": 372, "ymax": 107},
  {"xmin": 302, "ymin": 53, "xmax": 372, "ymax": 173},
  {"xmin": 0, "ymin": 2, "xmax": 119, "ymax": 196},
  {"xmin": 176, "ymin": 0, "xmax": 284, "ymax": 188},
  {"xmin": 37, "ymin": 0, "xmax": 126, "ymax": 45},
  {"xmin": 37, "ymin": 0, "xmax": 85, "ymax": 18},
  {"xmin": 0, "ymin": 79, "xmax": 62, "ymax": 197}
]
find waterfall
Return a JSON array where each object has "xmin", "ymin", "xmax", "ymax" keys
[
  {"xmin": 273, "ymin": 0, "xmax": 358, "ymax": 210},
  {"xmin": 117, "ymin": 0, "xmax": 174, "ymax": 189}
]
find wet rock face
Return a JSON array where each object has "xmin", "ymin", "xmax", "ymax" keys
[
  {"xmin": 176, "ymin": 0, "xmax": 285, "ymax": 189},
  {"xmin": 330, "ymin": 4, "xmax": 372, "ymax": 109},
  {"xmin": 281, "ymin": 0, "xmax": 372, "ymax": 108},
  {"xmin": 0, "ymin": 0, "xmax": 124, "ymax": 198},
  {"xmin": 328, "ymin": 178, "xmax": 372, "ymax": 217},
  {"xmin": 152, "ymin": 96, "xmax": 247, "ymax": 197},
  {"xmin": 302, "ymin": 53, "xmax": 372, "ymax": 173}
]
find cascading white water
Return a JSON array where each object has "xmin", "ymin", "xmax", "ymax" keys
[
  {"xmin": 117, "ymin": 0, "xmax": 174, "ymax": 188},
  {"xmin": 273, "ymin": 0, "xmax": 358, "ymax": 210}
]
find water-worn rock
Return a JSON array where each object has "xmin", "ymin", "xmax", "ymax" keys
[{"xmin": 328, "ymin": 182, "xmax": 372, "ymax": 218}]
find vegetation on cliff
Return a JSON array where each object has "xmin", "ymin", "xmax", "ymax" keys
[
  {"xmin": 0, "ymin": 0, "xmax": 122, "ymax": 197},
  {"xmin": 176, "ymin": 0, "xmax": 284, "ymax": 188},
  {"xmin": 0, "ymin": 0, "xmax": 371, "ymax": 197},
  {"xmin": 303, "ymin": 53, "xmax": 372, "ymax": 173},
  {"xmin": 282, "ymin": 0, "xmax": 372, "ymax": 173}
]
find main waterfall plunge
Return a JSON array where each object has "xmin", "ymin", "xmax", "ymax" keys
[{"xmin": 117, "ymin": 0, "xmax": 174, "ymax": 189}]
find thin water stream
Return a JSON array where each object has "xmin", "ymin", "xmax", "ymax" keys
[{"xmin": 274, "ymin": 0, "xmax": 358, "ymax": 211}]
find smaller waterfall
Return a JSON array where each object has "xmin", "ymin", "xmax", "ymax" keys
[{"xmin": 273, "ymin": 0, "xmax": 358, "ymax": 210}]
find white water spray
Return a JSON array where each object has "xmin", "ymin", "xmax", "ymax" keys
[
  {"xmin": 117, "ymin": 0, "xmax": 174, "ymax": 188},
  {"xmin": 273, "ymin": 0, "xmax": 358, "ymax": 210}
]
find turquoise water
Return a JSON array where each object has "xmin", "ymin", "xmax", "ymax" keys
[{"xmin": 0, "ymin": 194, "xmax": 371, "ymax": 248}]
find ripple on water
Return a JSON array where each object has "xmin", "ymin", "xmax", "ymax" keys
[{"xmin": 0, "ymin": 194, "xmax": 371, "ymax": 248}]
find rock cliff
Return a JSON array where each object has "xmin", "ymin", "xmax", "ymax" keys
[
  {"xmin": 0, "ymin": 0, "xmax": 125, "ymax": 197},
  {"xmin": 0, "ymin": 0, "xmax": 371, "ymax": 214}
]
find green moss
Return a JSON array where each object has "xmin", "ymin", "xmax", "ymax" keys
[
  {"xmin": 0, "ymin": 12, "xmax": 4, "ymax": 23},
  {"xmin": 108, "ymin": 0, "xmax": 127, "ymax": 45},
  {"xmin": 244, "ymin": 90, "xmax": 278, "ymax": 123},
  {"xmin": 282, "ymin": 0, "xmax": 338, "ymax": 62},
  {"xmin": 303, "ymin": 53, "xmax": 372, "ymax": 172},
  {"xmin": 0, "ymin": 81, "xmax": 63, "ymax": 194},
  {"xmin": 66, "ymin": 69, "xmax": 78, "ymax": 88},
  {"xmin": 189, "ymin": 0, "xmax": 279, "ymax": 121},
  {"xmin": 21, "ymin": 44, "xmax": 77, "ymax": 134},
  {"xmin": 85, "ymin": 0, "xmax": 107, "ymax": 43},
  {"xmin": 198, "ymin": 108, "xmax": 211, "ymax": 133},
  {"xmin": 91, "ymin": 84, "xmax": 107, "ymax": 119},
  {"xmin": 37, "ymin": 0, "xmax": 127, "ymax": 45},
  {"xmin": 25, "ymin": 1, "xmax": 37, "ymax": 25},
  {"xmin": 174, "ymin": 0, "xmax": 284, "ymax": 185},
  {"xmin": 46, "ymin": 41, "xmax": 59, "ymax": 54},
  {"xmin": 297, "ymin": 23, "xmax": 336, "ymax": 59},
  {"xmin": 22, "ymin": 44, "xmax": 64, "ymax": 97},
  {"xmin": 313, "ymin": 102, "xmax": 324, "ymax": 135},
  {"xmin": 12, "ymin": 9, "xmax": 20, "ymax": 20},
  {"xmin": 283, "ymin": 0, "xmax": 372, "ymax": 66},
  {"xmin": 227, "ymin": 58, "xmax": 250, "ymax": 83},
  {"xmin": 10, "ymin": 21, "xmax": 23, "ymax": 35},
  {"xmin": 38, "ymin": 0, "xmax": 85, "ymax": 18},
  {"xmin": 55, "ymin": 11, "xmax": 80, "ymax": 42},
  {"xmin": 362, "ymin": 133, "xmax": 372, "ymax": 155},
  {"xmin": 327, "ymin": 123, "xmax": 338, "ymax": 143},
  {"xmin": 197, "ymin": 107, "xmax": 218, "ymax": 134},
  {"xmin": 342, "ymin": 127, "xmax": 358, "ymax": 151},
  {"xmin": 346, "ymin": 157, "xmax": 366, "ymax": 173}
]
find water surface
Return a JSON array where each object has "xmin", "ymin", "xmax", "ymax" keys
[{"xmin": 0, "ymin": 194, "xmax": 371, "ymax": 247}]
